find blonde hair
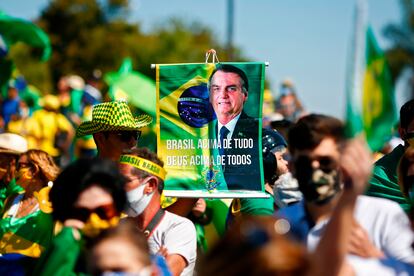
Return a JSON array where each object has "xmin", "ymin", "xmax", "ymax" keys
[{"xmin": 23, "ymin": 149, "xmax": 60, "ymax": 183}]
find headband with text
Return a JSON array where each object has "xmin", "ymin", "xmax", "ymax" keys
[{"xmin": 119, "ymin": 155, "xmax": 166, "ymax": 180}]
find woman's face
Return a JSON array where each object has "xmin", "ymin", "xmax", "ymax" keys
[
  {"xmin": 0, "ymin": 153, "xmax": 15, "ymax": 182},
  {"xmin": 75, "ymin": 185, "xmax": 114, "ymax": 210},
  {"xmin": 72, "ymin": 185, "xmax": 120, "ymax": 237},
  {"xmin": 16, "ymin": 154, "xmax": 36, "ymax": 190}
]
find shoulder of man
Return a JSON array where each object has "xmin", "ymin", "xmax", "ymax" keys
[
  {"xmin": 161, "ymin": 211, "xmax": 197, "ymax": 232},
  {"xmin": 374, "ymin": 144, "xmax": 405, "ymax": 169}
]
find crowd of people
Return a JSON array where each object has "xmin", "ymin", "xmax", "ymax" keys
[{"xmin": 0, "ymin": 70, "xmax": 414, "ymax": 276}]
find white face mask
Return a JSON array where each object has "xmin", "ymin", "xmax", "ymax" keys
[{"xmin": 125, "ymin": 180, "xmax": 154, "ymax": 217}]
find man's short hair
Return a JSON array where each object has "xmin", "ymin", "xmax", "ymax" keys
[
  {"xmin": 288, "ymin": 114, "xmax": 345, "ymax": 154},
  {"xmin": 208, "ymin": 64, "xmax": 249, "ymax": 93},
  {"xmin": 124, "ymin": 148, "xmax": 165, "ymax": 193},
  {"xmin": 400, "ymin": 99, "xmax": 414, "ymax": 130}
]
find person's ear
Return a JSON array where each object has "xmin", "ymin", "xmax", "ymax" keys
[
  {"xmin": 243, "ymin": 91, "xmax": 248, "ymax": 103},
  {"xmin": 93, "ymin": 132, "xmax": 105, "ymax": 147},
  {"xmin": 144, "ymin": 177, "xmax": 158, "ymax": 194}
]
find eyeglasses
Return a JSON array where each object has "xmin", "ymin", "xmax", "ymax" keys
[
  {"xmin": 17, "ymin": 161, "xmax": 36, "ymax": 171},
  {"xmin": 70, "ymin": 203, "xmax": 118, "ymax": 222},
  {"xmin": 115, "ymin": 131, "xmax": 141, "ymax": 143}
]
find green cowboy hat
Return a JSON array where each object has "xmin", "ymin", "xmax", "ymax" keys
[{"xmin": 76, "ymin": 101, "xmax": 152, "ymax": 137}]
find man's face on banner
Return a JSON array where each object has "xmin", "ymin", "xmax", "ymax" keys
[{"xmin": 209, "ymin": 70, "xmax": 247, "ymax": 124}]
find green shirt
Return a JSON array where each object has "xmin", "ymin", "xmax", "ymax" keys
[
  {"xmin": 232, "ymin": 191, "xmax": 275, "ymax": 216},
  {"xmin": 0, "ymin": 178, "xmax": 23, "ymax": 215},
  {"xmin": 0, "ymin": 195, "xmax": 54, "ymax": 273},
  {"xmin": 366, "ymin": 144, "xmax": 411, "ymax": 212},
  {"xmin": 35, "ymin": 227, "xmax": 87, "ymax": 276}
]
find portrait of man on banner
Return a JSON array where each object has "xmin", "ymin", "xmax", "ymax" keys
[
  {"xmin": 156, "ymin": 62, "xmax": 265, "ymax": 198},
  {"xmin": 207, "ymin": 64, "xmax": 261, "ymax": 191}
]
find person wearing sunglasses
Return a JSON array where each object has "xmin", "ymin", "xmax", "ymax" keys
[
  {"xmin": 35, "ymin": 158, "xmax": 127, "ymax": 275},
  {"xmin": 366, "ymin": 99, "xmax": 414, "ymax": 212},
  {"xmin": 276, "ymin": 114, "xmax": 414, "ymax": 272},
  {"xmin": 0, "ymin": 149, "xmax": 60, "ymax": 275},
  {"xmin": 75, "ymin": 101, "xmax": 152, "ymax": 161},
  {"xmin": 0, "ymin": 133, "xmax": 28, "ymax": 214}
]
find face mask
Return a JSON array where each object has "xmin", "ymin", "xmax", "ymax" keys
[
  {"xmin": 294, "ymin": 156, "xmax": 341, "ymax": 205},
  {"xmin": 82, "ymin": 213, "xmax": 119, "ymax": 238},
  {"xmin": 125, "ymin": 180, "xmax": 154, "ymax": 217},
  {"xmin": 273, "ymin": 172, "xmax": 303, "ymax": 208},
  {"xmin": 0, "ymin": 167, "xmax": 7, "ymax": 180},
  {"xmin": 16, "ymin": 167, "xmax": 33, "ymax": 189}
]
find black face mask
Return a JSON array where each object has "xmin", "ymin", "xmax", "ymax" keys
[{"xmin": 293, "ymin": 155, "xmax": 341, "ymax": 205}]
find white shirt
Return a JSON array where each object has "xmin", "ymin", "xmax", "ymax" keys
[
  {"xmin": 147, "ymin": 211, "xmax": 197, "ymax": 276},
  {"xmin": 217, "ymin": 112, "xmax": 242, "ymax": 140},
  {"xmin": 307, "ymin": 196, "xmax": 414, "ymax": 264}
]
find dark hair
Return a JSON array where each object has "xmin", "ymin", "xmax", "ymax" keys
[
  {"xmin": 262, "ymin": 128, "xmax": 287, "ymax": 183},
  {"xmin": 50, "ymin": 158, "xmax": 127, "ymax": 222},
  {"xmin": 89, "ymin": 218, "xmax": 151, "ymax": 273},
  {"xmin": 397, "ymin": 147, "xmax": 414, "ymax": 198},
  {"xmin": 208, "ymin": 64, "xmax": 249, "ymax": 92},
  {"xmin": 400, "ymin": 99, "xmax": 414, "ymax": 130},
  {"xmin": 199, "ymin": 216, "xmax": 310, "ymax": 276},
  {"xmin": 288, "ymin": 114, "xmax": 345, "ymax": 154},
  {"xmin": 124, "ymin": 148, "xmax": 165, "ymax": 193}
]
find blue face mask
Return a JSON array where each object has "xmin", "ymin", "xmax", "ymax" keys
[{"xmin": 101, "ymin": 266, "xmax": 152, "ymax": 276}]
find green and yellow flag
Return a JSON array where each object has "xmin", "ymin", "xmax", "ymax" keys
[
  {"xmin": 156, "ymin": 62, "xmax": 266, "ymax": 198},
  {"xmin": 105, "ymin": 58, "xmax": 157, "ymax": 151},
  {"xmin": 345, "ymin": 25, "xmax": 397, "ymax": 151}
]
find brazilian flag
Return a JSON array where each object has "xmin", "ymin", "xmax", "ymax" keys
[
  {"xmin": 345, "ymin": 26, "xmax": 397, "ymax": 151},
  {"xmin": 156, "ymin": 62, "xmax": 267, "ymax": 198}
]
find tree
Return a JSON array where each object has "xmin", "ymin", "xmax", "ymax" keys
[
  {"xmin": 384, "ymin": 0, "xmax": 414, "ymax": 85},
  {"xmin": 24, "ymin": 0, "xmax": 244, "ymax": 91}
]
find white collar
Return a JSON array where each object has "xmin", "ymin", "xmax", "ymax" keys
[{"xmin": 218, "ymin": 113, "xmax": 241, "ymax": 139}]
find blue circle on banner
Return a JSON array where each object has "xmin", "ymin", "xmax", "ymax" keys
[{"xmin": 178, "ymin": 84, "xmax": 216, "ymax": 128}]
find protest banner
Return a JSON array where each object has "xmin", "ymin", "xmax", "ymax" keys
[{"xmin": 156, "ymin": 62, "xmax": 267, "ymax": 198}]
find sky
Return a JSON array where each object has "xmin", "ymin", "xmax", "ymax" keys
[{"xmin": 0, "ymin": 0, "xmax": 402, "ymax": 119}]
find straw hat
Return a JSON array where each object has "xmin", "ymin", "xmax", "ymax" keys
[
  {"xmin": 0, "ymin": 133, "xmax": 28, "ymax": 155},
  {"xmin": 76, "ymin": 101, "xmax": 152, "ymax": 137}
]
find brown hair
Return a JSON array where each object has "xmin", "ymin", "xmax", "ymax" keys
[
  {"xmin": 89, "ymin": 218, "xmax": 151, "ymax": 272},
  {"xmin": 400, "ymin": 99, "xmax": 414, "ymax": 130},
  {"xmin": 288, "ymin": 114, "xmax": 345, "ymax": 155},
  {"xmin": 123, "ymin": 148, "xmax": 165, "ymax": 193},
  {"xmin": 199, "ymin": 216, "xmax": 311, "ymax": 276},
  {"xmin": 23, "ymin": 149, "xmax": 60, "ymax": 184}
]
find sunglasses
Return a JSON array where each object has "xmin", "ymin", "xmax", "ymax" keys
[
  {"xmin": 294, "ymin": 155, "xmax": 337, "ymax": 172},
  {"xmin": 114, "ymin": 131, "xmax": 141, "ymax": 143},
  {"xmin": 70, "ymin": 203, "xmax": 118, "ymax": 222},
  {"xmin": 17, "ymin": 161, "xmax": 36, "ymax": 171}
]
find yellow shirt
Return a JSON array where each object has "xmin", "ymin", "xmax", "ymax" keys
[{"xmin": 30, "ymin": 110, "xmax": 73, "ymax": 156}]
